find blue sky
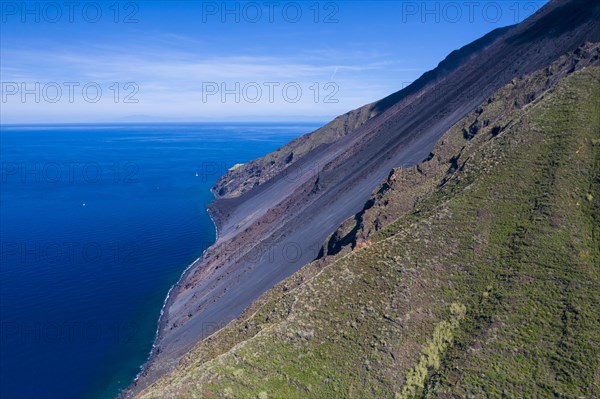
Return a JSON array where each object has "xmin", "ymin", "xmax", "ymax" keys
[{"xmin": 0, "ymin": 0, "xmax": 548, "ymax": 124}]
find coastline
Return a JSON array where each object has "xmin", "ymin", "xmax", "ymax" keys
[{"xmin": 122, "ymin": 202, "xmax": 221, "ymax": 398}]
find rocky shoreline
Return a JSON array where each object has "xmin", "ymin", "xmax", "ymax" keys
[{"xmin": 122, "ymin": 206, "xmax": 223, "ymax": 398}]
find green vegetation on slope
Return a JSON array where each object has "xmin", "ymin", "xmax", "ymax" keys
[{"xmin": 138, "ymin": 66, "xmax": 600, "ymax": 399}]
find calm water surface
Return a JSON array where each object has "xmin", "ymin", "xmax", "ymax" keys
[{"xmin": 0, "ymin": 123, "xmax": 319, "ymax": 399}]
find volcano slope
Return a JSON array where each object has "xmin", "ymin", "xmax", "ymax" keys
[
  {"xmin": 137, "ymin": 54, "xmax": 600, "ymax": 398},
  {"xmin": 126, "ymin": 0, "xmax": 600, "ymax": 394}
]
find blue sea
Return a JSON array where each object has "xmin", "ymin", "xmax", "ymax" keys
[{"xmin": 0, "ymin": 123, "xmax": 319, "ymax": 399}]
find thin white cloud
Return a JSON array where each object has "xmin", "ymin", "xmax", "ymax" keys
[{"xmin": 0, "ymin": 39, "xmax": 425, "ymax": 123}]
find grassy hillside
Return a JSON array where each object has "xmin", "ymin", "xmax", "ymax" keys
[{"xmin": 137, "ymin": 65, "xmax": 600, "ymax": 399}]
